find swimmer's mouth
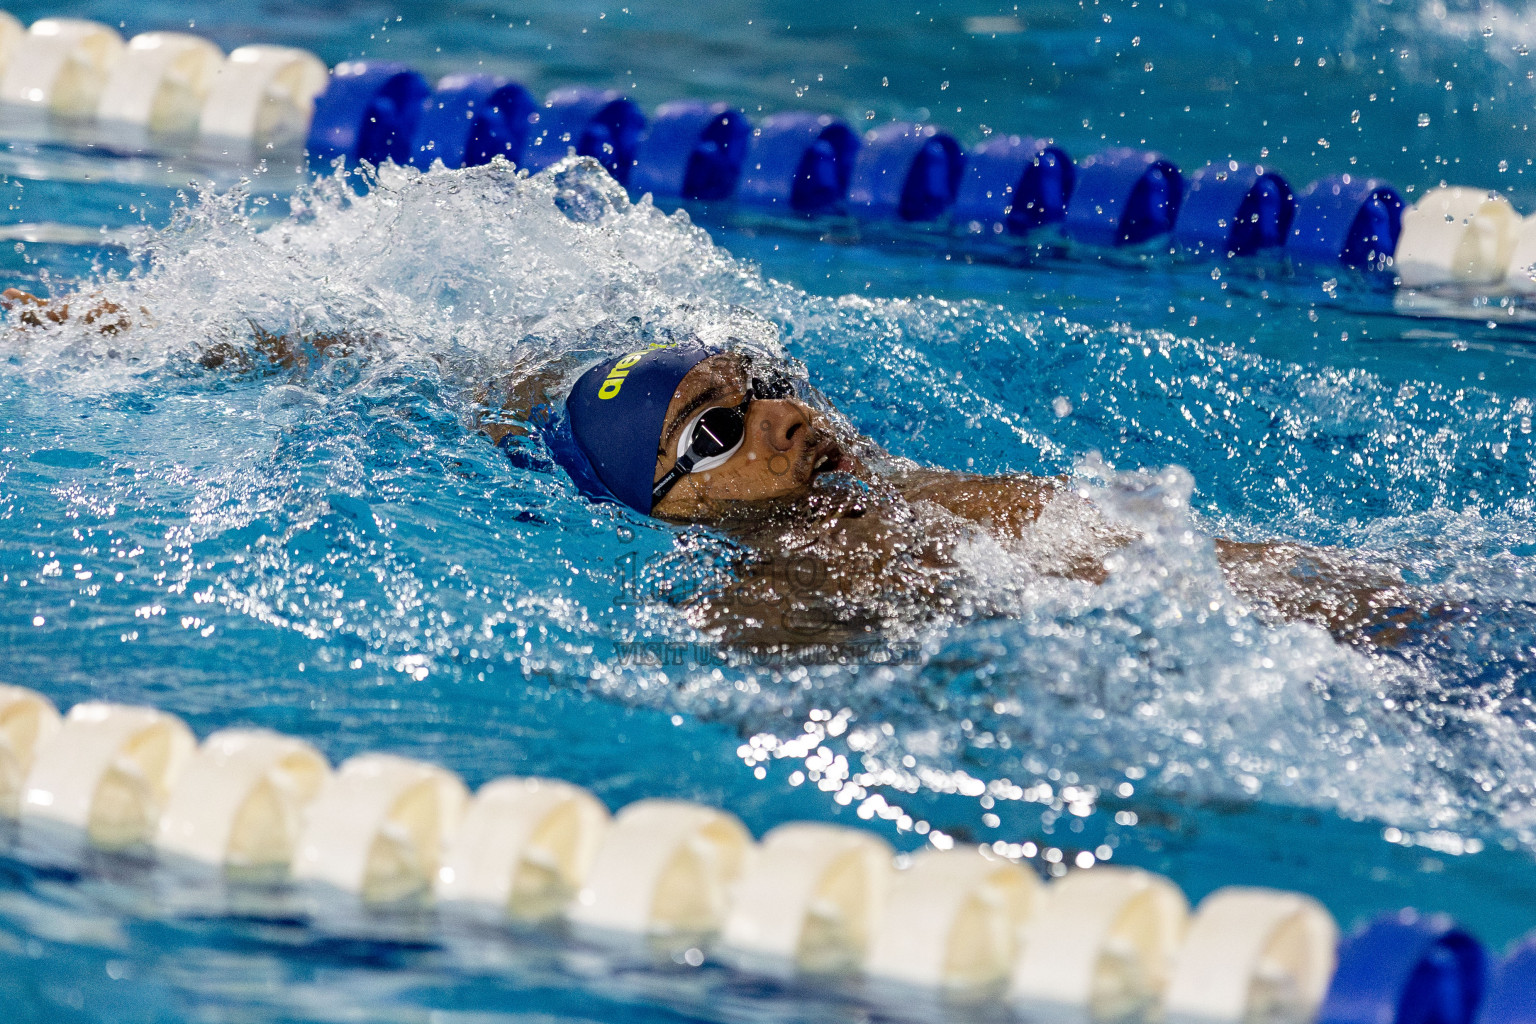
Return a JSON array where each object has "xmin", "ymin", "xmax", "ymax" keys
[{"xmin": 807, "ymin": 438, "xmax": 845, "ymax": 479}]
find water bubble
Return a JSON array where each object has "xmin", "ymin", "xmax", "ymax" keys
[
  {"xmin": 258, "ymin": 385, "xmax": 328, "ymax": 425},
  {"xmin": 1417, "ymin": 113, "xmax": 1432, "ymax": 127},
  {"xmin": 550, "ymin": 157, "xmax": 628, "ymax": 223}
]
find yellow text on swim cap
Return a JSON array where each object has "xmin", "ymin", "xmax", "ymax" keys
[{"xmin": 597, "ymin": 351, "xmax": 645, "ymax": 399}]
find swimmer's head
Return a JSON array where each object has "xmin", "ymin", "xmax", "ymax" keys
[{"xmin": 548, "ymin": 344, "xmax": 846, "ymax": 518}]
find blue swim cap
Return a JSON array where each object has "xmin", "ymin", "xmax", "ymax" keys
[{"xmin": 548, "ymin": 343, "xmax": 714, "ymax": 514}]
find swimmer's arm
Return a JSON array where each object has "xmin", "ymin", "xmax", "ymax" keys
[
  {"xmin": 196, "ymin": 322, "xmax": 366, "ymax": 374},
  {"xmin": 893, "ymin": 468, "xmax": 1067, "ymax": 534},
  {"xmin": 891, "ymin": 469, "xmax": 1133, "ymax": 581},
  {"xmin": 2, "ymin": 288, "xmax": 136, "ymax": 334},
  {"xmin": 2, "ymin": 288, "xmax": 372, "ymax": 373},
  {"xmin": 1212, "ymin": 539, "xmax": 1444, "ymax": 646},
  {"xmin": 477, "ymin": 369, "xmax": 567, "ymax": 445},
  {"xmin": 897, "ymin": 466, "xmax": 1437, "ymax": 641}
]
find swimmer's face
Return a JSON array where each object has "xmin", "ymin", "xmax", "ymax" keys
[{"xmin": 651, "ymin": 353, "xmax": 845, "ymax": 519}]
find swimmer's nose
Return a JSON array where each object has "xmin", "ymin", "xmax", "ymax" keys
[{"xmin": 753, "ymin": 398, "xmax": 814, "ymax": 453}]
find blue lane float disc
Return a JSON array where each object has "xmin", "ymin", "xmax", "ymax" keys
[
  {"xmin": 1175, "ymin": 161, "xmax": 1296, "ymax": 257},
  {"xmin": 1291, "ymin": 174, "xmax": 1405, "ymax": 269},
  {"xmin": 952, "ymin": 134, "xmax": 1075, "ymax": 236},
  {"xmin": 1479, "ymin": 933, "xmax": 1536, "ymax": 1024},
  {"xmin": 737, "ymin": 112, "xmax": 858, "ymax": 214},
  {"xmin": 1316, "ymin": 910, "xmax": 1487, "ymax": 1024},
  {"xmin": 307, "ymin": 62, "xmax": 431, "ymax": 167},
  {"xmin": 630, "ymin": 101, "xmax": 752, "ymax": 201},
  {"xmin": 1063, "ymin": 147, "xmax": 1183, "ymax": 247},
  {"xmin": 521, "ymin": 87, "xmax": 646, "ymax": 184},
  {"xmin": 847, "ymin": 122, "xmax": 964, "ymax": 222},
  {"xmin": 410, "ymin": 74, "xmax": 534, "ymax": 171}
]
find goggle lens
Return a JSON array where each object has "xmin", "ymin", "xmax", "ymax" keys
[{"xmin": 690, "ymin": 404, "xmax": 746, "ymax": 459}]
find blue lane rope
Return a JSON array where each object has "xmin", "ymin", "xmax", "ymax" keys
[
  {"xmin": 1062, "ymin": 147, "xmax": 1184, "ymax": 247},
  {"xmin": 307, "ymin": 61, "xmax": 431, "ymax": 167},
  {"xmin": 1175, "ymin": 162, "xmax": 1296, "ymax": 258},
  {"xmin": 954, "ymin": 134, "xmax": 1076, "ymax": 236},
  {"xmin": 1317, "ymin": 911, "xmax": 1487, "ymax": 1024},
  {"xmin": 630, "ymin": 100, "xmax": 752, "ymax": 201},
  {"xmin": 0, "ymin": 20, "xmax": 1429, "ymax": 275},
  {"xmin": 518, "ymin": 86, "xmax": 645, "ymax": 184},
  {"xmin": 846, "ymin": 121, "xmax": 965, "ymax": 222},
  {"xmin": 1291, "ymin": 175, "xmax": 1405, "ymax": 270},
  {"xmin": 254, "ymin": 53, "xmax": 1417, "ymax": 271},
  {"xmin": 409, "ymin": 74, "xmax": 534, "ymax": 172},
  {"xmin": 737, "ymin": 112, "xmax": 859, "ymax": 215}
]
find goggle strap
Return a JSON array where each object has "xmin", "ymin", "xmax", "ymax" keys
[{"xmin": 651, "ymin": 452, "xmax": 696, "ymax": 505}]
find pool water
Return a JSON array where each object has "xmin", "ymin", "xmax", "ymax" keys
[{"xmin": 2, "ymin": 0, "xmax": 1536, "ymax": 1021}]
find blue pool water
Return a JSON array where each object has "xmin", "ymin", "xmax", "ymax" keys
[{"xmin": 2, "ymin": 0, "xmax": 1536, "ymax": 1020}]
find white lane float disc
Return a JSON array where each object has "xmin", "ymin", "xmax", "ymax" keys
[
  {"xmin": 0, "ymin": 12, "xmax": 22, "ymax": 82},
  {"xmin": 720, "ymin": 821, "xmax": 894, "ymax": 975},
  {"xmin": 97, "ymin": 32, "xmax": 225, "ymax": 135},
  {"xmin": 198, "ymin": 44, "xmax": 328, "ymax": 144},
  {"xmin": 866, "ymin": 847, "xmax": 1043, "ymax": 991},
  {"xmin": 292, "ymin": 752, "xmax": 468, "ymax": 902},
  {"xmin": 21, "ymin": 701, "xmax": 195, "ymax": 849},
  {"xmin": 1163, "ymin": 886, "xmax": 1339, "ymax": 1024},
  {"xmin": 0, "ymin": 685, "xmax": 60, "ymax": 817},
  {"xmin": 157, "ymin": 728, "xmax": 330, "ymax": 872},
  {"xmin": 1502, "ymin": 214, "xmax": 1536, "ymax": 295},
  {"xmin": 0, "ymin": 19, "xmax": 125, "ymax": 118},
  {"xmin": 1010, "ymin": 866, "xmax": 1190, "ymax": 1023},
  {"xmin": 1395, "ymin": 185, "xmax": 1521, "ymax": 289},
  {"xmin": 567, "ymin": 798, "xmax": 752, "ymax": 938},
  {"xmin": 437, "ymin": 776, "xmax": 610, "ymax": 920}
]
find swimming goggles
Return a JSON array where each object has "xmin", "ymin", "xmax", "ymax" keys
[
  {"xmin": 649, "ymin": 357, "xmax": 797, "ymax": 506},
  {"xmin": 651, "ymin": 398, "xmax": 750, "ymax": 505}
]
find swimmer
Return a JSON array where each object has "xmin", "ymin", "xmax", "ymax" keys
[
  {"xmin": 479, "ymin": 337, "xmax": 1447, "ymax": 649},
  {"xmin": 1, "ymin": 288, "xmax": 1447, "ymax": 651}
]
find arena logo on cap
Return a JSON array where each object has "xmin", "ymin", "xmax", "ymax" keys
[{"xmin": 597, "ymin": 342, "xmax": 683, "ymax": 400}]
